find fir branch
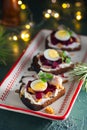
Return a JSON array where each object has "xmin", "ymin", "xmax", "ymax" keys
[
  {"xmin": 0, "ymin": 27, "xmax": 12, "ymax": 65},
  {"xmin": 70, "ymin": 63, "xmax": 87, "ymax": 92}
]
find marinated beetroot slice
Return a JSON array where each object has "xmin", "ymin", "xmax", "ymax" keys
[
  {"xmin": 44, "ymin": 83, "xmax": 56, "ymax": 94},
  {"xmin": 52, "ymin": 61, "xmax": 58, "ymax": 68},
  {"xmin": 35, "ymin": 92, "xmax": 43, "ymax": 99},
  {"xmin": 40, "ymin": 55, "xmax": 52, "ymax": 66},
  {"xmin": 52, "ymin": 59, "xmax": 62, "ymax": 68},
  {"xmin": 51, "ymin": 31, "xmax": 58, "ymax": 45},
  {"xmin": 40, "ymin": 55, "xmax": 62, "ymax": 68},
  {"xmin": 50, "ymin": 31, "xmax": 77, "ymax": 46}
]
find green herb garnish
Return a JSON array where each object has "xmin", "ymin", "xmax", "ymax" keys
[
  {"xmin": 60, "ymin": 51, "xmax": 71, "ymax": 63},
  {"xmin": 67, "ymin": 29, "xmax": 73, "ymax": 36},
  {"xmin": 60, "ymin": 51, "xmax": 66, "ymax": 59},
  {"xmin": 64, "ymin": 26, "xmax": 73, "ymax": 36},
  {"xmin": 38, "ymin": 71, "xmax": 53, "ymax": 82},
  {"xmin": 65, "ymin": 57, "xmax": 71, "ymax": 63},
  {"xmin": 62, "ymin": 51, "xmax": 67, "ymax": 57}
]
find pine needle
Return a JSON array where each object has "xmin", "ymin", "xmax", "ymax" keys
[
  {"xmin": 70, "ymin": 63, "xmax": 87, "ymax": 92},
  {"xmin": 0, "ymin": 26, "xmax": 12, "ymax": 65}
]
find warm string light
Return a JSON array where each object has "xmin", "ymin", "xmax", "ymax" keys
[
  {"xmin": 8, "ymin": 23, "xmax": 32, "ymax": 42},
  {"xmin": 8, "ymin": 30, "xmax": 30, "ymax": 42},
  {"xmin": 62, "ymin": 3, "xmax": 70, "ymax": 9},
  {"xmin": 21, "ymin": 4, "xmax": 27, "ymax": 10},
  {"xmin": 24, "ymin": 22, "xmax": 34, "ymax": 30},
  {"xmin": 25, "ymin": 24, "xmax": 31, "ymax": 29},
  {"xmin": 18, "ymin": 0, "xmax": 22, "ymax": 5},
  {"xmin": 44, "ymin": 13, "xmax": 50, "ymax": 19},
  {"xmin": 47, "ymin": 9, "xmax": 52, "ymax": 14},
  {"xmin": 8, "ymin": 29, "xmax": 31, "ymax": 43},
  {"xmin": 8, "ymin": 34, "xmax": 18, "ymax": 41},
  {"xmin": 52, "ymin": 12, "xmax": 59, "ymax": 19},
  {"xmin": 43, "ymin": 9, "xmax": 60, "ymax": 20},
  {"xmin": 8, "ymin": 11, "xmax": 34, "ymax": 43},
  {"xmin": 75, "ymin": 11, "xmax": 82, "ymax": 21},
  {"xmin": 12, "ymin": 35, "xmax": 18, "ymax": 41},
  {"xmin": 18, "ymin": 0, "xmax": 27, "ymax": 10},
  {"xmin": 20, "ymin": 30, "xmax": 30, "ymax": 42}
]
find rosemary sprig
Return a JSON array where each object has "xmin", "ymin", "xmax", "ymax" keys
[{"xmin": 70, "ymin": 63, "xmax": 87, "ymax": 92}]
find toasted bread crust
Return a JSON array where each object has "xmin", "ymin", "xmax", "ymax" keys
[{"xmin": 19, "ymin": 85, "xmax": 65, "ymax": 111}]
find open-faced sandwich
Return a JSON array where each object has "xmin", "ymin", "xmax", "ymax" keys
[
  {"xmin": 19, "ymin": 71, "xmax": 65, "ymax": 111},
  {"xmin": 31, "ymin": 49, "xmax": 74, "ymax": 75},
  {"xmin": 45, "ymin": 28, "xmax": 81, "ymax": 51}
]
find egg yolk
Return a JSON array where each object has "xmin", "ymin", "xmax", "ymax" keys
[
  {"xmin": 48, "ymin": 49, "xmax": 59, "ymax": 59},
  {"xmin": 32, "ymin": 81, "xmax": 46, "ymax": 91},
  {"xmin": 56, "ymin": 30, "xmax": 69, "ymax": 39}
]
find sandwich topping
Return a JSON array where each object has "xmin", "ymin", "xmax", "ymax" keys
[
  {"xmin": 47, "ymin": 29, "xmax": 80, "ymax": 49},
  {"xmin": 37, "ymin": 49, "xmax": 72, "ymax": 71}
]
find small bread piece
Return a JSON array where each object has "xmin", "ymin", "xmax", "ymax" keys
[
  {"xmin": 45, "ymin": 29, "xmax": 81, "ymax": 51},
  {"xmin": 45, "ymin": 106, "xmax": 55, "ymax": 114},
  {"xmin": 31, "ymin": 49, "xmax": 74, "ymax": 75},
  {"xmin": 19, "ymin": 72, "xmax": 65, "ymax": 111}
]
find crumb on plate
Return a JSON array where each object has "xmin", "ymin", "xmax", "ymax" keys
[{"xmin": 45, "ymin": 106, "xmax": 55, "ymax": 114}]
